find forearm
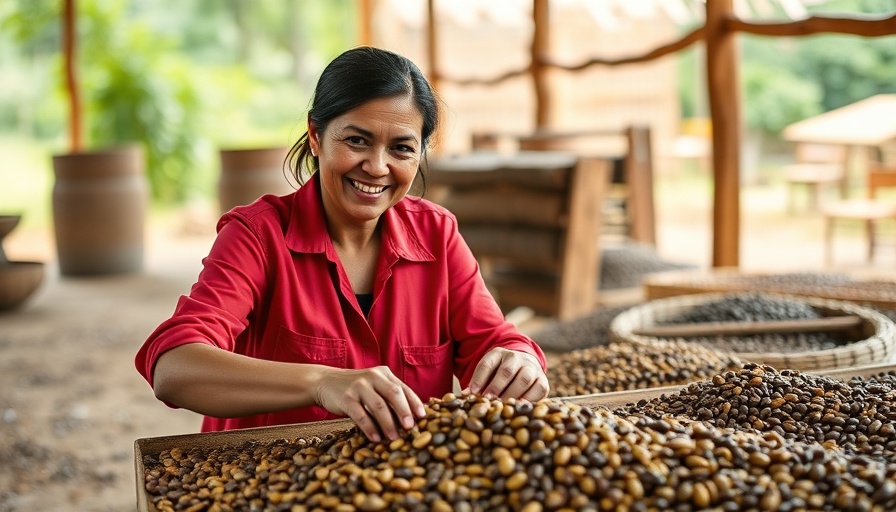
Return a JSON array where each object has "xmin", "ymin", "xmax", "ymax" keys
[{"xmin": 152, "ymin": 343, "xmax": 328, "ymax": 418}]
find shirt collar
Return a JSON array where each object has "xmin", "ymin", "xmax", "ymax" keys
[{"xmin": 285, "ymin": 173, "xmax": 434, "ymax": 263}]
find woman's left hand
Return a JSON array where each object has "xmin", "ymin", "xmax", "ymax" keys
[{"xmin": 466, "ymin": 347, "xmax": 549, "ymax": 401}]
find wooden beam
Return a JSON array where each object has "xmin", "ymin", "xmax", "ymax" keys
[
  {"xmin": 531, "ymin": 0, "xmax": 550, "ymax": 128},
  {"xmin": 727, "ymin": 12, "xmax": 896, "ymax": 37},
  {"xmin": 542, "ymin": 26, "xmax": 705, "ymax": 70},
  {"xmin": 706, "ymin": 0, "xmax": 742, "ymax": 268},
  {"xmin": 426, "ymin": 0, "xmax": 440, "ymax": 92}
]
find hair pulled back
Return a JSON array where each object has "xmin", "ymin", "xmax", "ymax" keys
[{"xmin": 286, "ymin": 46, "xmax": 440, "ymax": 186}]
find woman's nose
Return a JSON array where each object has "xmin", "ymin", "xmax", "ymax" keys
[{"xmin": 361, "ymin": 148, "xmax": 390, "ymax": 176}]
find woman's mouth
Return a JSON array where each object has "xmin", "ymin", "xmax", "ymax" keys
[{"xmin": 349, "ymin": 178, "xmax": 386, "ymax": 194}]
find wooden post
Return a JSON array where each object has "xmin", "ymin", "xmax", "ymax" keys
[
  {"xmin": 531, "ymin": 0, "xmax": 550, "ymax": 129},
  {"xmin": 556, "ymin": 158, "xmax": 609, "ymax": 320},
  {"xmin": 62, "ymin": 0, "xmax": 82, "ymax": 152},
  {"xmin": 426, "ymin": 0, "xmax": 440, "ymax": 93},
  {"xmin": 624, "ymin": 126, "xmax": 657, "ymax": 246},
  {"xmin": 705, "ymin": 0, "xmax": 741, "ymax": 267},
  {"xmin": 357, "ymin": 0, "xmax": 374, "ymax": 46}
]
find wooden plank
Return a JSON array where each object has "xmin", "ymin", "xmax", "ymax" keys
[
  {"xmin": 556, "ymin": 158, "xmax": 609, "ymax": 320},
  {"xmin": 624, "ymin": 126, "xmax": 656, "ymax": 246},
  {"xmin": 706, "ymin": 0, "xmax": 742, "ymax": 268},
  {"xmin": 631, "ymin": 315, "xmax": 863, "ymax": 338}
]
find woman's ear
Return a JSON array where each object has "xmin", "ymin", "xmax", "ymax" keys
[{"xmin": 308, "ymin": 118, "xmax": 320, "ymax": 157}]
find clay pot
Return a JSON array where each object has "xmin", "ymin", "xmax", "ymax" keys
[
  {"xmin": 218, "ymin": 147, "xmax": 294, "ymax": 216},
  {"xmin": 0, "ymin": 262, "xmax": 45, "ymax": 311},
  {"xmin": 0, "ymin": 214, "xmax": 44, "ymax": 311},
  {"xmin": 51, "ymin": 146, "xmax": 148, "ymax": 275}
]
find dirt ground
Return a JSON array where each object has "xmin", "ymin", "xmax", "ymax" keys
[{"xmin": 1, "ymin": 189, "xmax": 895, "ymax": 511}]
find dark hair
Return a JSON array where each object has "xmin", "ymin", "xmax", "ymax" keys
[{"xmin": 285, "ymin": 46, "xmax": 440, "ymax": 191}]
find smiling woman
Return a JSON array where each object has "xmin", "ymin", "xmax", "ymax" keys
[{"xmin": 135, "ymin": 46, "xmax": 549, "ymax": 443}]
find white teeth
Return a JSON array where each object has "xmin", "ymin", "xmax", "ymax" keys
[{"xmin": 350, "ymin": 179, "xmax": 385, "ymax": 194}]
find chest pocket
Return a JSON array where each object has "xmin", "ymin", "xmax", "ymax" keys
[
  {"xmin": 276, "ymin": 326, "xmax": 347, "ymax": 368},
  {"xmin": 400, "ymin": 342, "xmax": 454, "ymax": 402}
]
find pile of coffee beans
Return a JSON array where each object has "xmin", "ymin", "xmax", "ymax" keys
[
  {"xmin": 624, "ymin": 363, "xmax": 896, "ymax": 459},
  {"xmin": 657, "ymin": 293, "xmax": 843, "ymax": 353},
  {"xmin": 144, "ymin": 376, "xmax": 896, "ymax": 511},
  {"xmin": 663, "ymin": 294, "xmax": 822, "ymax": 324},
  {"xmin": 546, "ymin": 340, "xmax": 742, "ymax": 397}
]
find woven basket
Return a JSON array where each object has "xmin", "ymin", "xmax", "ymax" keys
[{"xmin": 608, "ymin": 292, "xmax": 896, "ymax": 371}]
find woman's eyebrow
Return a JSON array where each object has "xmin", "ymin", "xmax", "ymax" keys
[{"xmin": 344, "ymin": 124, "xmax": 419, "ymax": 145}]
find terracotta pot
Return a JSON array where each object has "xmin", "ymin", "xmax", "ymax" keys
[
  {"xmin": 51, "ymin": 146, "xmax": 148, "ymax": 275},
  {"xmin": 0, "ymin": 214, "xmax": 44, "ymax": 311},
  {"xmin": 218, "ymin": 147, "xmax": 294, "ymax": 216}
]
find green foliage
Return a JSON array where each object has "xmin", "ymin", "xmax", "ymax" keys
[
  {"xmin": 677, "ymin": 0, "xmax": 896, "ymax": 137},
  {"xmin": 789, "ymin": 33, "xmax": 896, "ymax": 111},
  {"xmin": 1, "ymin": 0, "xmax": 359, "ymax": 205},
  {"xmin": 741, "ymin": 46, "xmax": 824, "ymax": 135}
]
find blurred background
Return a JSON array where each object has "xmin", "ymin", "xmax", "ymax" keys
[
  {"xmin": 1, "ymin": 0, "xmax": 894, "ymax": 262},
  {"xmin": 2, "ymin": 2, "xmax": 896, "ymax": 511}
]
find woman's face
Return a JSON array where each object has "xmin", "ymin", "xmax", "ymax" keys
[{"xmin": 309, "ymin": 94, "xmax": 424, "ymax": 229}]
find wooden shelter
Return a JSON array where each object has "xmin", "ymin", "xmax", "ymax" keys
[{"xmin": 358, "ymin": 0, "xmax": 896, "ymax": 268}]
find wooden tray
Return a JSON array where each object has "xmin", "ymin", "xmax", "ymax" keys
[
  {"xmin": 643, "ymin": 268, "xmax": 896, "ymax": 310},
  {"xmin": 135, "ymin": 419, "xmax": 353, "ymax": 512},
  {"xmin": 135, "ymin": 363, "xmax": 896, "ymax": 511}
]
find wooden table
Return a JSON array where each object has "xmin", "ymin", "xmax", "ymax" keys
[{"xmin": 783, "ymin": 94, "xmax": 896, "ymax": 196}]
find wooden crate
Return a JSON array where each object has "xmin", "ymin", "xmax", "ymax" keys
[
  {"xmin": 135, "ymin": 363, "xmax": 896, "ymax": 511},
  {"xmin": 427, "ymin": 151, "xmax": 611, "ymax": 320}
]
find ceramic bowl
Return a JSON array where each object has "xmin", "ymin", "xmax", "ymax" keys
[{"xmin": 0, "ymin": 261, "xmax": 44, "ymax": 311}]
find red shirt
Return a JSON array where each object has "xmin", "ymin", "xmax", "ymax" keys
[{"xmin": 135, "ymin": 174, "xmax": 546, "ymax": 432}]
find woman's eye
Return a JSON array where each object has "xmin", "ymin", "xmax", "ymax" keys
[
  {"xmin": 346, "ymin": 136, "xmax": 365, "ymax": 144},
  {"xmin": 394, "ymin": 144, "xmax": 416, "ymax": 154}
]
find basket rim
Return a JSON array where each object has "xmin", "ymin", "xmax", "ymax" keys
[{"xmin": 608, "ymin": 291, "xmax": 896, "ymax": 365}]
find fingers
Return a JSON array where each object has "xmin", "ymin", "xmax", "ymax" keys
[
  {"xmin": 320, "ymin": 366, "xmax": 423, "ymax": 443},
  {"xmin": 343, "ymin": 399, "xmax": 384, "ymax": 443},
  {"xmin": 402, "ymin": 381, "xmax": 428, "ymax": 420},
  {"xmin": 367, "ymin": 375, "xmax": 419, "ymax": 440},
  {"xmin": 468, "ymin": 349, "xmax": 503, "ymax": 395},
  {"xmin": 360, "ymin": 387, "xmax": 400, "ymax": 441},
  {"xmin": 470, "ymin": 348, "xmax": 549, "ymax": 401}
]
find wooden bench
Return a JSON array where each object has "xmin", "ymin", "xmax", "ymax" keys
[{"xmin": 426, "ymin": 151, "xmax": 612, "ymax": 320}]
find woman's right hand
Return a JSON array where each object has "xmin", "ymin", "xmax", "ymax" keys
[{"xmin": 313, "ymin": 366, "xmax": 426, "ymax": 442}]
